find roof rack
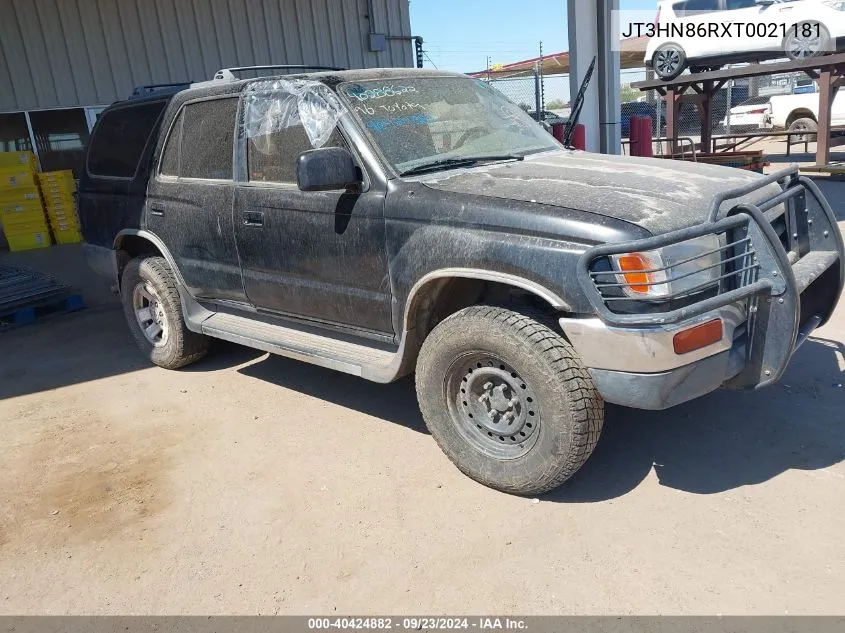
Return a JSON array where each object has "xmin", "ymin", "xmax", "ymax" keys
[
  {"xmin": 130, "ymin": 82, "xmax": 192, "ymax": 98},
  {"xmin": 212, "ymin": 65, "xmax": 346, "ymax": 82}
]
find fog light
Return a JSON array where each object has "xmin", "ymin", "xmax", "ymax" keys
[{"xmin": 673, "ymin": 319, "xmax": 723, "ymax": 355}]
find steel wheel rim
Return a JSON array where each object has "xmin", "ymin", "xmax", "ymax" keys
[
  {"xmin": 445, "ymin": 353, "xmax": 540, "ymax": 460},
  {"xmin": 132, "ymin": 281, "xmax": 169, "ymax": 347},
  {"xmin": 656, "ymin": 48, "xmax": 681, "ymax": 76}
]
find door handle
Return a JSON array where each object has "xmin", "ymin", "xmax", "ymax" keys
[
  {"xmin": 149, "ymin": 205, "xmax": 165, "ymax": 217},
  {"xmin": 243, "ymin": 211, "xmax": 264, "ymax": 227}
]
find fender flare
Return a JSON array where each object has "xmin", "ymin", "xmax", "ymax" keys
[
  {"xmin": 113, "ymin": 228, "xmax": 189, "ymax": 288},
  {"xmin": 401, "ymin": 268, "xmax": 571, "ymax": 332}
]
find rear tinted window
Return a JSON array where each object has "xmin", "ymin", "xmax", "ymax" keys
[
  {"xmin": 180, "ymin": 98, "xmax": 238, "ymax": 180},
  {"xmin": 87, "ymin": 102, "xmax": 166, "ymax": 178}
]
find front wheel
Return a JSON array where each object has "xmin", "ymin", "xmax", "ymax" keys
[
  {"xmin": 415, "ymin": 306, "xmax": 604, "ymax": 496},
  {"xmin": 653, "ymin": 44, "xmax": 687, "ymax": 81}
]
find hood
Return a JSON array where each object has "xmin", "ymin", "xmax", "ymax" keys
[{"xmin": 418, "ymin": 150, "xmax": 781, "ymax": 234}]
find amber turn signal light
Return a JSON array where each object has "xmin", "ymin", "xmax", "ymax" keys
[
  {"xmin": 616, "ymin": 253, "xmax": 651, "ymax": 294},
  {"xmin": 673, "ymin": 319, "xmax": 723, "ymax": 355}
]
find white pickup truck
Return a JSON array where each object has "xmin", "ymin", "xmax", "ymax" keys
[{"xmin": 769, "ymin": 91, "xmax": 845, "ymax": 137}]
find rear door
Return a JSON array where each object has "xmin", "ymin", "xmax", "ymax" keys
[
  {"xmin": 145, "ymin": 97, "xmax": 247, "ymax": 303},
  {"xmin": 671, "ymin": 0, "xmax": 723, "ymax": 60},
  {"xmin": 721, "ymin": 0, "xmax": 775, "ymax": 55}
]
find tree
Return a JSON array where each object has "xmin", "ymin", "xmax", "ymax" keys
[
  {"xmin": 546, "ymin": 99, "xmax": 568, "ymax": 109},
  {"xmin": 620, "ymin": 85, "xmax": 642, "ymax": 103}
]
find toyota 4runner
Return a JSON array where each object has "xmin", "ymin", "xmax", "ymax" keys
[{"xmin": 79, "ymin": 67, "xmax": 845, "ymax": 495}]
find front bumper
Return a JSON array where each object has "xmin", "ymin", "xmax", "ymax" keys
[{"xmin": 569, "ymin": 167, "xmax": 844, "ymax": 410}]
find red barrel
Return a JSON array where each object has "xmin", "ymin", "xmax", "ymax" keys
[
  {"xmin": 571, "ymin": 124, "xmax": 586, "ymax": 151},
  {"xmin": 638, "ymin": 116, "xmax": 654, "ymax": 158},
  {"xmin": 629, "ymin": 115, "xmax": 642, "ymax": 156},
  {"xmin": 551, "ymin": 122, "xmax": 566, "ymax": 143}
]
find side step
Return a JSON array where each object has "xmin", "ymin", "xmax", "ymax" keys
[{"xmin": 199, "ymin": 312, "xmax": 401, "ymax": 382}]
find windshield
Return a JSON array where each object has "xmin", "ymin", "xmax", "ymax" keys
[{"xmin": 337, "ymin": 76, "xmax": 560, "ymax": 174}]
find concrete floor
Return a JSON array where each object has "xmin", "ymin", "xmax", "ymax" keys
[{"xmin": 1, "ymin": 180, "xmax": 844, "ymax": 615}]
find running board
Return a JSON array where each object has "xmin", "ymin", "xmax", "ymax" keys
[{"xmin": 199, "ymin": 312, "xmax": 402, "ymax": 382}]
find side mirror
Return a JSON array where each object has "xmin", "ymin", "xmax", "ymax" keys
[{"xmin": 297, "ymin": 147, "xmax": 360, "ymax": 192}]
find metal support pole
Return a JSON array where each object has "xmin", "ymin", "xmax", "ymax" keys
[
  {"xmin": 700, "ymin": 81, "xmax": 714, "ymax": 154},
  {"xmin": 534, "ymin": 65, "xmax": 542, "ymax": 123},
  {"xmin": 666, "ymin": 89, "xmax": 678, "ymax": 155},
  {"xmin": 726, "ymin": 76, "xmax": 733, "ymax": 135},
  {"xmin": 817, "ymin": 69, "xmax": 837, "ymax": 166},
  {"xmin": 23, "ymin": 112, "xmax": 40, "ymax": 168}
]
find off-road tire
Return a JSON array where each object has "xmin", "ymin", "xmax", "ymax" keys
[
  {"xmin": 120, "ymin": 256, "xmax": 209, "ymax": 369},
  {"xmin": 416, "ymin": 305, "xmax": 604, "ymax": 496}
]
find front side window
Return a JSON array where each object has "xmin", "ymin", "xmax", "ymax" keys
[
  {"xmin": 338, "ymin": 77, "xmax": 559, "ymax": 175},
  {"xmin": 243, "ymin": 82, "xmax": 347, "ymax": 184},
  {"xmin": 87, "ymin": 102, "xmax": 166, "ymax": 178}
]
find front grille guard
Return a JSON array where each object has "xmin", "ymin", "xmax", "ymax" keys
[{"xmin": 577, "ymin": 165, "xmax": 845, "ymax": 389}]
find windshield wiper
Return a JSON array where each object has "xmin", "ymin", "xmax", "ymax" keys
[{"xmin": 399, "ymin": 154, "xmax": 524, "ymax": 177}]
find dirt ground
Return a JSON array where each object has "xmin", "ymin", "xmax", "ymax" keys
[{"xmin": 1, "ymin": 180, "xmax": 844, "ymax": 615}]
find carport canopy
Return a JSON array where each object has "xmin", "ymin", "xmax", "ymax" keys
[{"xmin": 467, "ymin": 37, "xmax": 648, "ymax": 79}]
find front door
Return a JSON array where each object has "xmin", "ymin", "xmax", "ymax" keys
[
  {"xmin": 145, "ymin": 96, "xmax": 247, "ymax": 303},
  {"xmin": 233, "ymin": 90, "xmax": 392, "ymax": 335}
]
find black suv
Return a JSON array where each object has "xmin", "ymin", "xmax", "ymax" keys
[{"xmin": 79, "ymin": 67, "xmax": 844, "ymax": 495}]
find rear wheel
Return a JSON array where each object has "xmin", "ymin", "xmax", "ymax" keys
[
  {"xmin": 121, "ymin": 256, "xmax": 209, "ymax": 369},
  {"xmin": 784, "ymin": 23, "xmax": 831, "ymax": 62},
  {"xmin": 415, "ymin": 305, "xmax": 604, "ymax": 496},
  {"xmin": 653, "ymin": 44, "xmax": 686, "ymax": 81},
  {"xmin": 789, "ymin": 117, "xmax": 818, "ymax": 143}
]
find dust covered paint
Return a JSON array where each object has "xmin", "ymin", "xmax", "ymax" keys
[{"xmin": 417, "ymin": 150, "xmax": 784, "ymax": 234}]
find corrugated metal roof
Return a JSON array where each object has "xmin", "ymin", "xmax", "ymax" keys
[{"xmin": 0, "ymin": 0, "xmax": 414, "ymax": 112}]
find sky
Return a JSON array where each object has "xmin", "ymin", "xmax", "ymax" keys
[{"xmin": 409, "ymin": 0, "xmax": 658, "ymax": 102}]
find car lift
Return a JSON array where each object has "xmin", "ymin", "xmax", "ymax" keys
[{"xmin": 632, "ymin": 52, "xmax": 845, "ymax": 172}]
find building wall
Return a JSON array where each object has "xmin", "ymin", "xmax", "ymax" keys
[{"xmin": 0, "ymin": 0, "xmax": 414, "ymax": 112}]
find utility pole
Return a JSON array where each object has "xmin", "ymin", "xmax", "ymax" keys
[
  {"xmin": 486, "ymin": 56, "xmax": 491, "ymax": 82},
  {"xmin": 538, "ymin": 41, "xmax": 545, "ymax": 113}
]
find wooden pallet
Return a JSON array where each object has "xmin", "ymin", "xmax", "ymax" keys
[{"xmin": 0, "ymin": 292, "xmax": 85, "ymax": 329}]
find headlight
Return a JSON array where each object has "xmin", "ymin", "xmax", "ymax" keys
[
  {"xmin": 823, "ymin": 0, "xmax": 845, "ymax": 10},
  {"xmin": 611, "ymin": 234, "xmax": 722, "ymax": 299}
]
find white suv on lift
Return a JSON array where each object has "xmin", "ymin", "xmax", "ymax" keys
[{"xmin": 645, "ymin": 0, "xmax": 845, "ymax": 81}]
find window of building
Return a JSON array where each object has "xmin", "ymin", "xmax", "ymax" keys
[
  {"xmin": 0, "ymin": 113, "xmax": 33, "ymax": 153},
  {"xmin": 246, "ymin": 96, "xmax": 346, "ymax": 184},
  {"xmin": 28, "ymin": 109, "xmax": 90, "ymax": 176},
  {"xmin": 87, "ymin": 102, "xmax": 167, "ymax": 179},
  {"xmin": 179, "ymin": 99, "xmax": 238, "ymax": 180}
]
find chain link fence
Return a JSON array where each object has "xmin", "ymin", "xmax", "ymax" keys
[
  {"xmin": 478, "ymin": 65, "xmax": 816, "ymax": 159},
  {"xmin": 481, "ymin": 70, "xmax": 545, "ymax": 121}
]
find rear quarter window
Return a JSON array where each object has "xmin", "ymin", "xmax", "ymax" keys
[{"xmin": 86, "ymin": 102, "xmax": 166, "ymax": 178}]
